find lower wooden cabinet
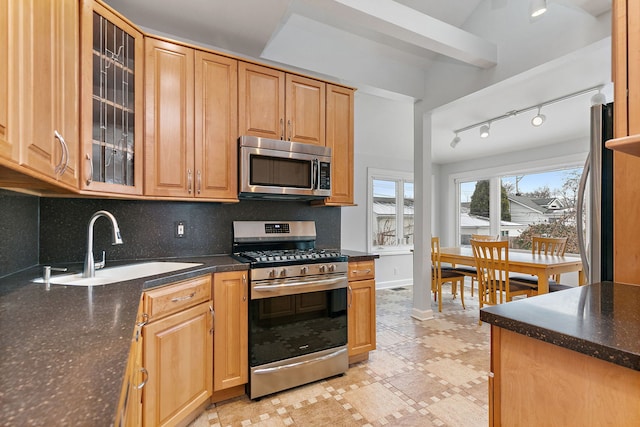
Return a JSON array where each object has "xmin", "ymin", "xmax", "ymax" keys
[
  {"xmin": 348, "ymin": 260, "xmax": 377, "ymax": 362},
  {"xmin": 115, "ymin": 302, "xmax": 144, "ymax": 427},
  {"xmin": 212, "ymin": 271, "xmax": 248, "ymax": 394},
  {"xmin": 141, "ymin": 275, "xmax": 213, "ymax": 427}
]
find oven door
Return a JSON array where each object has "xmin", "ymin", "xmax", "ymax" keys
[{"xmin": 248, "ymin": 273, "xmax": 348, "ymax": 367}]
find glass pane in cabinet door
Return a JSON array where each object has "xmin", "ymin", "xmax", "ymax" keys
[{"xmin": 90, "ymin": 11, "xmax": 136, "ymax": 187}]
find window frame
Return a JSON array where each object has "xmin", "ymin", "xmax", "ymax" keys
[{"xmin": 367, "ymin": 167, "xmax": 414, "ymax": 254}]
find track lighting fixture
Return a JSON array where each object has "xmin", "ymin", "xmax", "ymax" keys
[
  {"xmin": 450, "ymin": 134, "xmax": 461, "ymax": 148},
  {"xmin": 449, "ymin": 84, "xmax": 605, "ymax": 149},
  {"xmin": 530, "ymin": 0, "xmax": 547, "ymax": 18},
  {"xmin": 479, "ymin": 124, "xmax": 490, "ymax": 138},
  {"xmin": 531, "ymin": 107, "xmax": 545, "ymax": 126}
]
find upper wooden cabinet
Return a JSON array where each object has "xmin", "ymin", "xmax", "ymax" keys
[
  {"xmin": 80, "ymin": 0, "xmax": 144, "ymax": 194},
  {"xmin": 0, "ymin": 0, "xmax": 9, "ymax": 160},
  {"xmin": 4, "ymin": 0, "xmax": 79, "ymax": 187},
  {"xmin": 238, "ymin": 62, "xmax": 326, "ymax": 146},
  {"xmin": 145, "ymin": 37, "xmax": 238, "ymax": 201},
  {"xmin": 609, "ymin": 0, "xmax": 640, "ymax": 284},
  {"xmin": 316, "ymin": 84, "xmax": 355, "ymax": 206}
]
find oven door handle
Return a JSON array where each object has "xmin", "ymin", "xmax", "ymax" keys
[
  {"xmin": 253, "ymin": 276, "xmax": 346, "ymax": 292},
  {"xmin": 253, "ymin": 347, "xmax": 347, "ymax": 375}
]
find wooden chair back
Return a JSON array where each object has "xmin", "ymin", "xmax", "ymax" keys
[
  {"xmin": 532, "ymin": 236, "xmax": 567, "ymax": 256},
  {"xmin": 532, "ymin": 236, "xmax": 568, "ymax": 282},
  {"xmin": 471, "ymin": 239, "xmax": 510, "ymax": 307}
]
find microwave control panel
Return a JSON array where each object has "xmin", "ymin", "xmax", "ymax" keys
[{"xmin": 319, "ymin": 162, "xmax": 331, "ymax": 190}]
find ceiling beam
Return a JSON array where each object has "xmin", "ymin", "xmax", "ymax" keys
[{"xmin": 333, "ymin": 0, "xmax": 497, "ymax": 68}]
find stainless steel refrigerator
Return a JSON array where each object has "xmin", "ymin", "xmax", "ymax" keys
[{"xmin": 577, "ymin": 102, "xmax": 614, "ymax": 283}]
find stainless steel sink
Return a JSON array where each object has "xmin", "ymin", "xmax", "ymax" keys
[{"xmin": 33, "ymin": 261, "xmax": 203, "ymax": 287}]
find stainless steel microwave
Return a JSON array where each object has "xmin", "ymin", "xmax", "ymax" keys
[{"xmin": 239, "ymin": 136, "xmax": 332, "ymax": 199}]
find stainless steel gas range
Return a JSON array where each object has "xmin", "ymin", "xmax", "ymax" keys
[{"xmin": 232, "ymin": 220, "xmax": 348, "ymax": 399}]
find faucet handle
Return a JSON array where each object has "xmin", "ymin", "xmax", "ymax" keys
[
  {"xmin": 43, "ymin": 265, "xmax": 68, "ymax": 291},
  {"xmin": 95, "ymin": 250, "xmax": 106, "ymax": 270}
]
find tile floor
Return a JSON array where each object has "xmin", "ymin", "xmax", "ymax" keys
[{"xmin": 190, "ymin": 284, "xmax": 490, "ymax": 427}]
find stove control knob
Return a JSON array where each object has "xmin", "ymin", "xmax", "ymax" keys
[
  {"xmin": 300, "ymin": 266, "xmax": 308, "ymax": 275},
  {"xmin": 328, "ymin": 264, "xmax": 335, "ymax": 272},
  {"xmin": 280, "ymin": 268, "xmax": 287, "ymax": 277},
  {"xmin": 269, "ymin": 269, "xmax": 277, "ymax": 278},
  {"xmin": 319, "ymin": 265, "xmax": 326, "ymax": 273}
]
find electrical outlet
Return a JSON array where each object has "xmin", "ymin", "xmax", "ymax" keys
[
  {"xmin": 175, "ymin": 221, "xmax": 185, "ymax": 238},
  {"xmin": 393, "ymin": 267, "xmax": 399, "ymax": 275}
]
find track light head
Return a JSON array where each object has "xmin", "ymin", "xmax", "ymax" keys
[
  {"xmin": 479, "ymin": 124, "xmax": 490, "ymax": 138},
  {"xmin": 530, "ymin": 0, "xmax": 547, "ymax": 17},
  {"xmin": 450, "ymin": 134, "xmax": 461, "ymax": 148},
  {"xmin": 531, "ymin": 107, "xmax": 546, "ymax": 126}
]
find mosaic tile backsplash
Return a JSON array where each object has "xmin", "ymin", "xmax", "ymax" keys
[{"xmin": 0, "ymin": 189, "xmax": 341, "ymax": 275}]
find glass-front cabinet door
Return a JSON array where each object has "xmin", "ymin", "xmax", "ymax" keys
[{"xmin": 80, "ymin": 0, "xmax": 143, "ymax": 194}]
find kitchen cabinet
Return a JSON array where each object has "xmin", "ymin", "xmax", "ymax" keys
[
  {"xmin": 0, "ymin": 0, "xmax": 9, "ymax": 159},
  {"xmin": 142, "ymin": 275, "xmax": 213, "ymax": 427},
  {"xmin": 606, "ymin": 0, "xmax": 640, "ymax": 284},
  {"xmin": 212, "ymin": 271, "xmax": 248, "ymax": 400},
  {"xmin": 347, "ymin": 260, "xmax": 377, "ymax": 363},
  {"xmin": 488, "ymin": 326, "xmax": 640, "ymax": 426},
  {"xmin": 238, "ymin": 62, "xmax": 326, "ymax": 146},
  {"xmin": 4, "ymin": 0, "xmax": 79, "ymax": 188},
  {"xmin": 116, "ymin": 303, "xmax": 145, "ymax": 427},
  {"xmin": 314, "ymin": 84, "xmax": 355, "ymax": 206},
  {"xmin": 80, "ymin": 0, "xmax": 144, "ymax": 195},
  {"xmin": 145, "ymin": 37, "xmax": 238, "ymax": 201}
]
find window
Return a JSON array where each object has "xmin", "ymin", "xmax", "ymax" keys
[
  {"xmin": 368, "ymin": 168, "xmax": 414, "ymax": 252},
  {"xmin": 457, "ymin": 167, "xmax": 582, "ymax": 254}
]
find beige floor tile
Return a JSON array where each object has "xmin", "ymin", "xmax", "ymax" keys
[
  {"xmin": 423, "ymin": 359, "xmax": 484, "ymax": 387},
  {"xmin": 427, "ymin": 394, "xmax": 488, "ymax": 427},
  {"xmin": 342, "ymin": 382, "xmax": 409, "ymax": 421}
]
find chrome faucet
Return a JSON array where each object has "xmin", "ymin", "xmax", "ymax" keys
[{"xmin": 83, "ymin": 210, "xmax": 124, "ymax": 278}]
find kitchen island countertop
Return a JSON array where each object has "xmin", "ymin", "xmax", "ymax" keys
[
  {"xmin": 341, "ymin": 249, "xmax": 380, "ymax": 262},
  {"xmin": 480, "ymin": 281, "xmax": 640, "ymax": 371},
  {"xmin": 0, "ymin": 256, "xmax": 247, "ymax": 426}
]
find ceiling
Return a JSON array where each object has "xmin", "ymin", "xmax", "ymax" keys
[{"xmin": 104, "ymin": 0, "xmax": 613, "ymax": 164}]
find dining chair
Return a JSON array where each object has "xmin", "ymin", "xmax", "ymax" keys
[
  {"xmin": 510, "ymin": 236, "xmax": 572, "ymax": 294},
  {"xmin": 453, "ymin": 234, "xmax": 501, "ymax": 297},
  {"xmin": 471, "ymin": 239, "xmax": 532, "ymax": 314},
  {"xmin": 431, "ymin": 237, "xmax": 466, "ymax": 312}
]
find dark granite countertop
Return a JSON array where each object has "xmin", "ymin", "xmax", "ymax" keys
[
  {"xmin": 480, "ymin": 282, "xmax": 640, "ymax": 371},
  {"xmin": 341, "ymin": 249, "xmax": 380, "ymax": 262},
  {"xmin": 0, "ymin": 256, "xmax": 247, "ymax": 426}
]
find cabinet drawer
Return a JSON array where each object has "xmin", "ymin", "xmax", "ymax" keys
[
  {"xmin": 144, "ymin": 275, "xmax": 211, "ymax": 321},
  {"xmin": 348, "ymin": 260, "xmax": 375, "ymax": 281}
]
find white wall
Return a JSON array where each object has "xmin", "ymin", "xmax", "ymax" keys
[{"xmin": 341, "ymin": 91, "xmax": 415, "ymax": 289}]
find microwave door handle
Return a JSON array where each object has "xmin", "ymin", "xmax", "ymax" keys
[{"xmin": 312, "ymin": 159, "xmax": 318, "ymax": 190}]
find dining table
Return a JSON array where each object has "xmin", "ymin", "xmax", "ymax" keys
[{"xmin": 439, "ymin": 246, "xmax": 585, "ymax": 294}]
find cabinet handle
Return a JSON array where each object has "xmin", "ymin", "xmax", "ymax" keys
[
  {"xmin": 348, "ymin": 285, "xmax": 353, "ymax": 308},
  {"xmin": 352, "ymin": 269, "xmax": 372, "ymax": 275},
  {"xmin": 280, "ymin": 118, "xmax": 284, "ymax": 140},
  {"xmin": 210, "ymin": 305, "xmax": 215, "ymax": 333},
  {"xmin": 243, "ymin": 274, "xmax": 247, "ymax": 301},
  {"xmin": 85, "ymin": 153, "xmax": 93, "ymax": 186},
  {"xmin": 287, "ymin": 119, "xmax": 292, "ymax": 141},
  {"xmin": 187, "ymin": 169, "xmax": 193, "ymax": 194},
  {"xmin": 171, "ymin": 292, "xmax": 195, "ymax": 302},
  {"xmin": 197, "ymin": 170, "xmax": 202, "ymax": 194},
  {"xmin": 136, "ymin": 313, "xmax": 149, "ymax": 328},
  {"xmin": 54, "ymin": 130, "xmax": 69, "ymax": 176},
  {"xmin": 136, "ymin": 367, "xmax": 148, "ymax": 390}
]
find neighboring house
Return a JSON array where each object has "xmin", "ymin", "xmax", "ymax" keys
[
  {"xmin": 460, "ymin": 213, "xmax": 522, "ymax": 245},
  {"xmin": 372, "ymin": 197, "xmax": 414, "ymax": 246},
  {"xmin": 507, "ymin": 195, "xmax": 570, "ymax": 225}
]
